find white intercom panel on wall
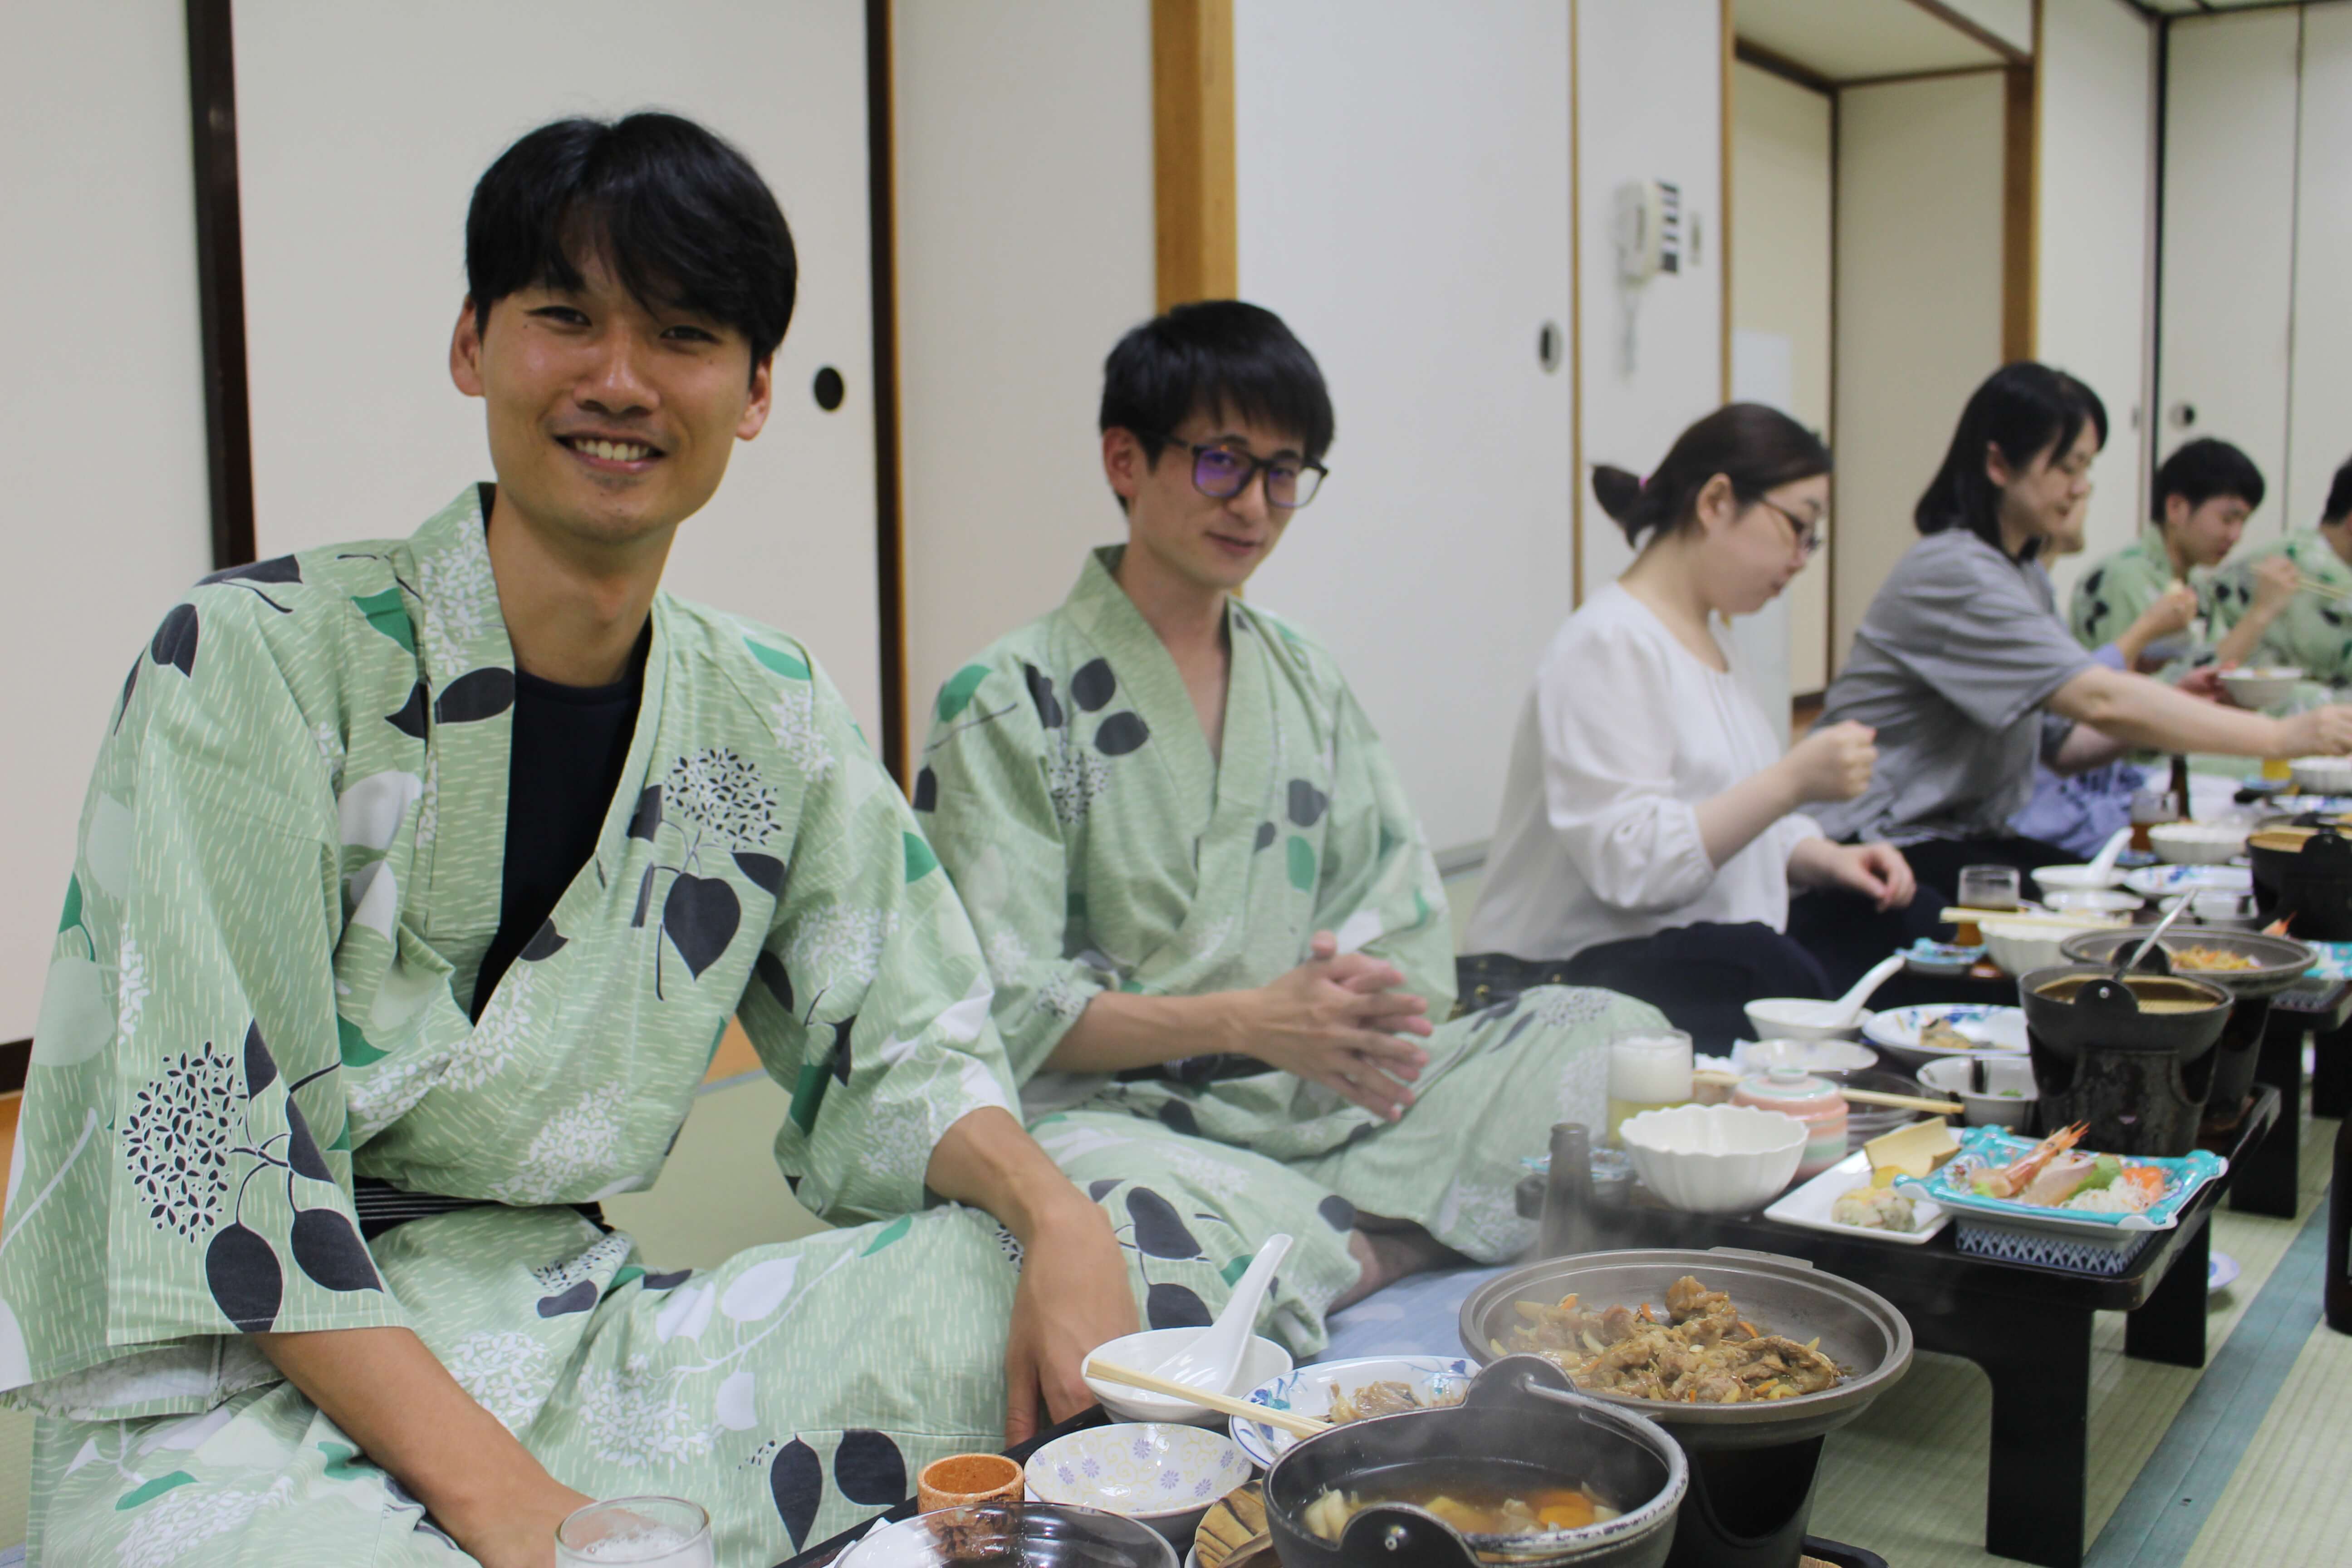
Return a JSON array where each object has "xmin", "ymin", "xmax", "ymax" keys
[{"xmin": 1615, "ymin": 178, "xmax": 1681, "ymax": 283}]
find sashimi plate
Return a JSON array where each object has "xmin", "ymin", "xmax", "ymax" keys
[
  {"xmin": 1762, "ymin": 1147, "xmax": 1950, "ymax": 1245},
  {"xmin": 1894, "ymin": 1124, "xmax": 2227, "ymax": 1235}
]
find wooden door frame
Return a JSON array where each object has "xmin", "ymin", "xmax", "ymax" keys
[{"xmin": 1152, "ymin": 0, "xmax": 1238, "ymax": 309}]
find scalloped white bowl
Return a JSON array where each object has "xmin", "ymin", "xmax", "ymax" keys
[
  {"xmin": 1618, "ymin": 1103, "xmax": 1807, "ymax": 1214},
  {"xmin": 2149, "ymin": 822, "xmax": 2251, "ymax": 866},
  {"xmin": 2220, "ymin": 666, "xmax": 2303, "ymax": 710}
]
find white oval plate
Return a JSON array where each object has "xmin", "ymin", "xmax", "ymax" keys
[
  {"xmin": 1862, "ymin": 1004, "xmax": 2029, "ymax": 1056},
  {"xmin": 1226, "ymin": 1355, "xmax": 1475, "ymax": 1470},
  {"xmin": 2121, "ymin": 863, "xmax": 2253, "ymax": 898}
]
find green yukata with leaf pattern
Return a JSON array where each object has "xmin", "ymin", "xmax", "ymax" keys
[
  {"xmin": 916, "ymin": 548, "xmax": 1664, "ymax": 1353},
  {"xmin": 2068, "ymin": 528, "xmax": 2216, "ymax": 665},
  {"xmin": 1, "ymin": 488, "xmax": 1030, "ymax": 1566},
  {"xmin": 2209, "ymin": 531, "xmax": 2352, "ymax": 689}
]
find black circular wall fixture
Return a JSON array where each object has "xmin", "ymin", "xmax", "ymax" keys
[{"xmin": 812, "ymin": 366, "xmax": 845, "ymax": 412}]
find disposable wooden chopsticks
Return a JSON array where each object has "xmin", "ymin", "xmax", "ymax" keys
[
  {"xmin": 1692, "ymin": 1069, "xmax": 1962, "ymax": 1115},
  {"xmin": 1084, "ymin": 1358, "xmax": 1329, "ymax": 1436},
  {"xmin": 1937, "ymin": 906, "xmax": 2131, "ymax": 930}
]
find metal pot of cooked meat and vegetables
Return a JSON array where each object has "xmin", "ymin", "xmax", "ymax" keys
[
  {"xmin": 2020, "ymin": 965, "xmax": 2234, "ymax": 1156},
  {"xmin": 1262, "ymin": 1355, "xmax": 1687, "ymax": 1568},
  {"xmin": 1455, "ymin": 1252, "xmax": 1911, "ymax": 1568}
]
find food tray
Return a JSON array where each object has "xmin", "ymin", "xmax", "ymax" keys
[
  {"xmin": 1862, "ymin": 1004, "xmax": 2029, "ymax": 1058},
  {"xmin": 1763, "ymin": 1148, "xmax": 1951, "ymax": 1246},
  {"xmin": 1894, "ymin": 1124, "xmax": 2227, "ymax": 1235},
  {"xmin": 1952, "ymin": 1219, "xmax": 2155, "ymax": 1275}
]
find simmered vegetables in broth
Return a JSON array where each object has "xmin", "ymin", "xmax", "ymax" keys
[{"xmin": 1304, "ymin": 1468, "xmax": 1620, "ymax": 1542}]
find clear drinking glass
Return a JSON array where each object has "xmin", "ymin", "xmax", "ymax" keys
[
  {"xmin": 1605, "ymin": 1028, "xmax": 1694, "ymax": 1147},
  {"xmin": 555, "ymin": 1497, "xmax": 715, "ymax": 1568}
]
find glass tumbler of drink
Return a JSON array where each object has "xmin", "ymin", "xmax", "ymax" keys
[
  {"xmin": 556, "ymin": 1497, "xmax": 715, "ymax": 1568},
  {"xmin": 1954, "ymin": 864, "xmax": 2020, "ymax": 945},
  {"xmin": 1606, "ymin": 1029, "xmax": 1694, "ymax": 1147}
]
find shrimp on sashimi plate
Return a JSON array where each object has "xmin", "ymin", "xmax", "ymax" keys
[
  {"xmin": 1974, "ymin": 1122, "xmax": 2087, "ymax": 1200},
  {"xmin": 1971, "ymin": 1124, "xmax": 2171, "ymax": 1213}
]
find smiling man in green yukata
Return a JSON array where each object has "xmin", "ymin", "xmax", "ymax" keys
[
  {"xmin": 916, "ymin": 302, "xmax": 1666, "ymax": 1355},
  {"xmin": 0, "ymin": 113, "xmax": 1133, "ymax": 1568}
]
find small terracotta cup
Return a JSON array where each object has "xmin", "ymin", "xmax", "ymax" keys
[{"xmin": 916, "ymin": 1453, "xmax": 1025, "ymax": 1514}]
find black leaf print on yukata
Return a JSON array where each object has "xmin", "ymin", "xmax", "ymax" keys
[
  {"xmin": 1126, "ymin": 1187, "xmax": 1203, "ymax": 1259},
  {"xmin": 201, "ymin": 554, "xmax": 303, "ymax": 588},
  {"xmin": 1318, "ymin": 1194, "xmax": 1358, "ymax": 1231},
  {"xmin": 642, "ymin": 1268, "xmax": 693, "ymax": 1291},
  {"xmin": 663, "ymin": 875, "xmax": 741, "ymax": 979},
  {"xmin": 116, "ymin": 656, "xmax": 139, "ymax": 732},
  {"xmin": 385, "ymin": 681, "xmax": 431, "ymax": 741},
  {"xmin": 283, "ymin": 1097, "xmax": 331, "ymax": 1182},
  {"xmin": 535, "ymin": 1280, "xmax": 599, "ymax": 1317},
  {"xmin": 205, "ymin": 1223, "xmax": 282, "ymax": 1333},
  {"xmin": 632, "ymin": 865, "xmax": 658, "ymax": 927},
  {"xmin": 1088, "ymin": 1177, "xmax": 1122, "ymax": 1202},
  {"xmin": 290, "ymin": 1208, "xmax": 380, "ymax": 1293},
  {"xmin": 830, "ymin": 1016, "xmax": 855, "ymax": 1086},
  {"xmin": 1071, "ymin": 658, "xmax": 1117, "ymax": 711},
  {"xmin": 520, "ymin": 919, "xmax": 568, "ymax": 962},
  {"xmin": 243, "ymin": 1020, "xmax": 279, "ymax": 1098},
  {"xmin": 734, "ymin": 852, "xmax": 786, "ymax": 898},
  {"xmin": 911, "ymin": 766, "xmax": 938, "ymax": 813},
  {"xmin": 122, "ymin": 1039, "xmax": 240, "ymax": 1240},
  {"xmin": 628, "ymin": 786, "xmax": 664, "ymax": 841},
  {"xmin": 1254, "ymin": 822, "xmax": 1277, "ymax": 851},
  {"xmin": 1096, "ymin": 712, "xmax": 1150, "ymax": 756},
  {"xmin": 435, "ymin": 667, "xmax": 516, "ymax": 724},
  {"xmin": 1146, "ymin": 1281, "xmax": 1213, "ymax": 1331},
  {"xmin": 666, "ymin": 748, "xmax": 779, "ymax": 848},
  {"xmin": 150, "ymin": 603, "xmax": 199, "ymax": 677},
  {"xmin": 1024, "ymin": 662, "xmax": 1066, "ymax": 727},
  {"xmin": 2084, "ymin": 567, "xmax": 2105, "ymax": 594},
  {"xmin": 1287, "ymin": 780, "xmax": 1330, "ymax": 827},
  {"xmin": 772, "ymin": 1438, "xmax": 824, "ymax": 1550},
  {"xmin": 755, "ymin": 951, "xmax": 794, "ymax": 1013},
  {"xmin": 1157, "ymin": 1100, "xmax": 1201, "ymax": 1137},
  {"xmin": 833, "ymin": 1431, "xmax": 907, "ymax": 1506}
]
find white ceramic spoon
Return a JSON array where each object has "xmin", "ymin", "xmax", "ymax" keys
[
  {"xmin": 1150, "ymin": 1233, "xmax": 1293, "ymax": 1394},
  {"xmin": 2085, "ymin": 826, "xmax": 2134, "ymax": 885},
  {"xmin": 1822, "ymin": 952, "xmax": 1908, "ymax": 1029}
]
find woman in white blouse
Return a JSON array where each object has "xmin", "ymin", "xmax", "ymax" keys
[{"xmin": 1462, "ymin": 405, "xmax": 1920, "ymax": 1046}]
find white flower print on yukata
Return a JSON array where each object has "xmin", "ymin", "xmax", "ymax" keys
[
  {"xmin": 445, "ymin": 1331, "xmax": 556, "ymax": 1434},
  {"xmin": 492, "ymin": 1087, "xmax": 629, "ymax": 1205}
]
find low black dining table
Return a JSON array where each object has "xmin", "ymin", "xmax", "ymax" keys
[{"xmin": 1520, "ymin": 1087, "xmax": 2280, "ymax": 1568}]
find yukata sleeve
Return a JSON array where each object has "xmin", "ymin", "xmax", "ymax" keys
[
  {"xmin": 914, "ymin": 655, "xmax": 1114, "ymax": 1085},
  {"xmin": 1310, "ymin": 681, "xmax": 1456, "ymax": 1015},
  {"xmin": 0, "ymin": 590, "xmax": 402, "ymax": 1419},
  {"xmin": 735, "ymin": 654, "xmax": 1018, "ymax": 1225}
]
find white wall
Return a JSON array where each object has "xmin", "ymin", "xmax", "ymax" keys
[
  {"xmin": 1937, "ymin": 0, "xmax": 2034, "ymax": 57},
  {"xmin": 1236, "ymin": 0, "xmax": 1575, "ymax": 856},
  {"xmin": 2288, "ymin": 4, "xmax": 2352, "ymax": 532},
  {"xmin": 1730, "ymin": 61, "xmax": 1834, "ymax": 700},
  {"xmin": 892, "ymin": 0, "xmax": 1155, "ymax": 732},
  {"xmin": 2037, "ymin": 0, "xmax": 2157, "ymax": 607},
  {"xmin": 232, "ymin": 0, "xmax": 887, "ymax": 737},
  {"xmin": 1833, "ymin": 72, "xmax": 2006, "ymax": 668},
  {"xmin": 2157, "ymin": 9, "xmax": 2300, "ymax": 545},
  {"xmin": 0, "ymin": 4, "xmax": 214, "ymax": 1041},
  {"xmin": 1578, "ymin": 0, "xmax": 1728, "ymax": 605}
]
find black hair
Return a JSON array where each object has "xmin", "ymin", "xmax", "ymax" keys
[
  {"xmin": 466, "ymin": 113, "xmax": 796, "ymax": 372},
  {"xmin": 2328, "ymin": 457, "xmax": 2352, "ymax": 526},
  {"xmin": 1099, "ymin": 301, "xmax": 1336, "ymax": 466},
  {"xmin": 2153, "ymin": 437, "xmax": 2266, "ymax": 521},
  {"xmin": 1592, "ymin": 404, "xmax": 1831, "ymax": 550},
  {"xmin": 1915, "ymin": 362, "xmax": 2108, "ymax": 558}
]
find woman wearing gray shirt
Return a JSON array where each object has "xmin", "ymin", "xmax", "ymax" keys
[{"xmin": 1813, "ymin": 363, "xmax": 2352, "ymax": 914}]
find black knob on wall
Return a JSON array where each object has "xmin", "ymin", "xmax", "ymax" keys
[{"xmin": 813, "ymin": 366, "xmax": 845, "ymax": 412}]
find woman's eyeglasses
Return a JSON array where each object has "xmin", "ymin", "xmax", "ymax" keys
[
  {"xmin": 1158, "ymin": 435, "xmax": 1329, "ymax": 509},
  {"xmin": 1758, "ymin": 497, "xmax": 1826, "ymax": 557}
]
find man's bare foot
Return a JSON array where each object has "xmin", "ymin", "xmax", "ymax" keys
[{"xmin": 1331, "ymin": 1220, "xmax": 1465, "ymax": 1312}]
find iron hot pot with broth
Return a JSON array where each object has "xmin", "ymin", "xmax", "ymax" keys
[
  {"xmin": 2019, "ymin": 965, "xmax": 2234, "ymax": 1156},
  {"xmin": 1262, "ymin": 1355, "xmax": 1687, "ymax": 1568},
  {"xmin": 1454, "ymin": 1250, "xmax": 1911, "ymax": 1568}
]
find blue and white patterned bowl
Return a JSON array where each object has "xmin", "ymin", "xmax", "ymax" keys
[
  {"xmin": 1024, "ymin": 1423, "xmax": 1249, "ymax": 1543},
  {"xmin": 1227, "ymin": 1354, "xmax": 1475, "ymax": 1470}
]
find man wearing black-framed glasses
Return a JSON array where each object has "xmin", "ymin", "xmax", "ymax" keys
[{"xmin": 912, "ymin": 301, "xmax": 1666, "ymax": 1356}]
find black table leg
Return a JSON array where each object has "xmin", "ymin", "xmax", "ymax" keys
[
  {"xmin": 2313, "ymin": 1022, "xmax": 2352, "ymax": 1120},
  {"xmin": 2233, "ymin": 1011, "xmax": 2308, "ymax": 1219},
  {"xmin": 2123, "ymin": 1216, "xmax": 2210, "ymax": 1367},
  {"xmin": 1965, "ymin": 1299, "xmax": 2094, "ymax": 1568}
]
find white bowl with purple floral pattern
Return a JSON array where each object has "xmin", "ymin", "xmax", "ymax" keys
[{"xmin": 1024, "ymin": 1422, "xmax": 1249, "ymax": 1543}]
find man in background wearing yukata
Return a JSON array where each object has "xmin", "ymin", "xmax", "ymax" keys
[
  {"xmin": 916, "ymin": 301, "xmax": 1665, "ymax": 1356},
  {"xmin": 1, "ymin": 113, "xmax": 1132, "ymax": 1568}
]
